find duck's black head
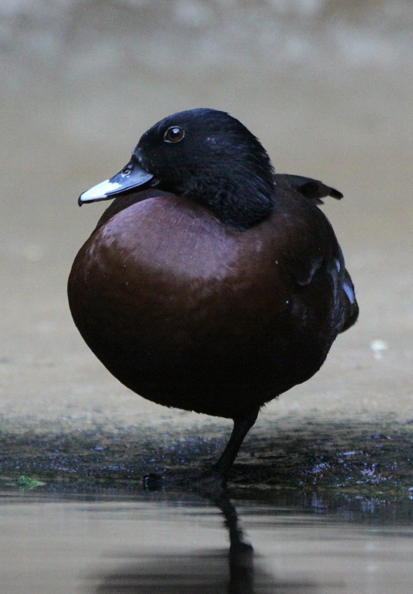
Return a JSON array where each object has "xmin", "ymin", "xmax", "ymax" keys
[{"xmin": 79, "ymin": 108, "xmax": 276, "ymax": 230}]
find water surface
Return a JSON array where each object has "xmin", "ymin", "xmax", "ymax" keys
[{"xmin": 1, "ymin": 485, "xmax": 413, "ymax": 594}]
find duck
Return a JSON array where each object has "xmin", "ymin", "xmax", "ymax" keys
[{"xmin": 68, "ymin": 108, "xmax": 358, "ymax": 482}]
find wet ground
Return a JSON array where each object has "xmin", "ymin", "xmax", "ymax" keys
[
  {"xmin": 2, "ymin": 417, "xmax": 413, "ymax": 497},
  {"xmin": 1, "ymin": 0, "xmax": 413, "ymax": 591}
]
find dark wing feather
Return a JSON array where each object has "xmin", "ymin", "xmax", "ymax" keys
[{"xmin": 277, "ymin": 174, "xmax": 343, "ymax": 204}]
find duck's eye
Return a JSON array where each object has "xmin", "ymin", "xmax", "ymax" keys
[
  {"xmin": 122, "ymin": 166, "xmax": 132, "ymax": 175},
  {"xmin": 164, "ymin": 126, "xmax": 185, "ymax": 143}
]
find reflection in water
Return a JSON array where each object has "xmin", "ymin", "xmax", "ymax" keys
[
  {"xmin": 93, "ymin": 551, "xmax": 255, "ymax": 594},
  {"xmin": 3, "ymin": 488, "xmax": 413, "ymax": 594},
  {"xmin": 90, "ymin": 495, "xmax": 317, "ymax": 594},
  {"xmin": 218, "ymin": 496, "xmax": 254, "ymax": 594}
]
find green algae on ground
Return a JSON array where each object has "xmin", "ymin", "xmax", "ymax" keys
[{"xmin": 17, "ymin": 475, "xmax": 46, "ymax": 489}]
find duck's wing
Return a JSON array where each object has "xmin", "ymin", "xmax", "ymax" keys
[
  {"xmin": 273, "ymin": 179, "xmax": 358, "ymax": 335},
  {"xmin": 338, "ymin": 267, "xmax": 359, "ymax": 333},
  {"xmin": 277, "ymin": 174, "xmax": 343, "ymax": 204}
]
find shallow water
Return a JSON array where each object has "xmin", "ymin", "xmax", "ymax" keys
[{"xmin": 1, "ymin": 485, "xmax": 413, "ymax": 594}]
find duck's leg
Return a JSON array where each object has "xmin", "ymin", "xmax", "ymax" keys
[
  {"xmin": 213, "ymin": 408, "xmax": 259, "ymax": 477},
  {"xmin": 144, "ymin": 408, "xmax": 259, "ymax": 491}
]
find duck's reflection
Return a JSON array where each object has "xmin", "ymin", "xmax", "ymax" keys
[
  {"xmin": 88, "ymin": 493, "xmax": 318, "ymax": 594},
  {"xmin": 217, "ymin": 495, "xmax": 254, "ymax": 593}
]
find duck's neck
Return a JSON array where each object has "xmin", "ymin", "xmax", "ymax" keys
[{"xmin": 187, "ymin": 169, "xmax": 277, "ymax": 231}]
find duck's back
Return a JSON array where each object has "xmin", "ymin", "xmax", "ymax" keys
[{"xmin": 68, "ymin": 184, "xmax": 357, "ymax": 419}]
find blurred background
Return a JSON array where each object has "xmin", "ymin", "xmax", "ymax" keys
[{"xmin": 0, "ymin": 0, "xmax": 412, "ymax": 435}]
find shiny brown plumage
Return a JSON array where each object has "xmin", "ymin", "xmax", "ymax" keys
[{"xmin": 68, "ymin": 109, "xmax": 358, "ymax": 479}]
